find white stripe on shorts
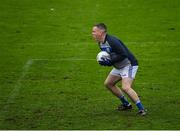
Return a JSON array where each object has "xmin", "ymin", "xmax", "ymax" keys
[{"xmin": 128, "ymin": 66, "xmax": 133, "ymax": 78}]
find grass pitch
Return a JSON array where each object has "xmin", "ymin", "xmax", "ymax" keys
[{"xmin": 0, "ymin": 0, "xmax": 180, "ymax": 129}]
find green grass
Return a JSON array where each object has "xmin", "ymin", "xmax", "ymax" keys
[{"xmin": 0, "ymin": 0, "xmax": 180, "ymax": 129}]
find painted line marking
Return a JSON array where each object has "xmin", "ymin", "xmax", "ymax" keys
[
  {"xmin": 32, "ymin": 58, "xmax": 180, "ymax": 62},
  {"xmin": 0, "ymin": 59, "xmax": 34, "ymax": 121},
  {"xmin": 7, "ymin": 59, "xmax": 33, "ymax": 104}
]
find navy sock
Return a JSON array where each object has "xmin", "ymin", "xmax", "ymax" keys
[
  {"xmin": 136, "ymin": 100, "xmax": 144, "ymax": 110},
  {"xmin": 119, "ymin": 95, "xmax": 130, "ymax": 106}
]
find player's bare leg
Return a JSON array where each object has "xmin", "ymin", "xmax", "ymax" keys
[
  {"xmin": 104, "ymin": 74, "xmax": 132, "ymax": 110},
  {"xmin": 121, "ymin": 77, "xmax": 146, "ymax": 115},
  {"xmin": 104, "ymin": 74, "xmax": 123, "ymax": 97},
  {"xmin": 121, "ymin": 78, "xmax": 139, "ymax": 102}
]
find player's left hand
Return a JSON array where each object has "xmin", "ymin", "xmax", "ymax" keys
[{"xmin": 99, "ymin": 57, "xmax": 112, "ymax": 66}]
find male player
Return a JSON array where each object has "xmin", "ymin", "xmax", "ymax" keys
[{"xmin": 92, "ymin": 23, "xmax": 146, "ymax": 116}]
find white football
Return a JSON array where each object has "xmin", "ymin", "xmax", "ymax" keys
[{"xmin": 96, "ymin": 51, "xmax": 110, "ymax": 62}]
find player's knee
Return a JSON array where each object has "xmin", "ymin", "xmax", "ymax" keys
[
  {"xmin": 104, "ymin": 81, "xmax": 114, "ymax": 89},
  {"xmin": 122, "ymin": 86, "xmax": 131, "ymax": 92}
]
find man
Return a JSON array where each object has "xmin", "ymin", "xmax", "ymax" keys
[{"xmin": 92, "ymin": 23, "xmax": 146, "ymax": 116}]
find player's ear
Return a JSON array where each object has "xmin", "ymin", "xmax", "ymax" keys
[{"xmin": 100, "ymin": 30, "xmax": 104, "ymax": 35}]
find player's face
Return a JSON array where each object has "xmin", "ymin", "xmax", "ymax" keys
[{"xmin": 92, "ymin": 26, "xmax": 104, "ymax": 42}]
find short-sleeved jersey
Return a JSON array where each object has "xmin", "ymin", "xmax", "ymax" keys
[{"xmin": 99, "ymin": 34, "xmax": 138, "ymax": 67}]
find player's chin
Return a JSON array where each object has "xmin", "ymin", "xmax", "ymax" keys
[
  {"xmin": 92, "ymin": 36, "xmax": 99, "ymax": 42},
  {"xmin": 95, "ymin": 39, "xmax": 101, "ymax": 42},
  {"xmin": 93, "ymin": 38, "xmax": 98, "ymax": 42}
]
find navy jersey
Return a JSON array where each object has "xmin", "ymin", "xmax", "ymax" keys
[{"xmin": 99, "ymin": 34, "xmax": 138, "ymax": 66}]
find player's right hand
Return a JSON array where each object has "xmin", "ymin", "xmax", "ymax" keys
[{"xmin": 98, "ymin": 57, "xmax": 112, "ymax": 66}]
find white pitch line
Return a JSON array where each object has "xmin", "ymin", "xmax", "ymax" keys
[
  {"xmin": 0, "ymin": 59, "xmax": 34, "ymax": 121},
  {"xmin": 32, "ymin": 58, "xmax": 95, "ymax": 61},
  {"xmin": 32, "ymin": 58, "xmax": 180, "ymax": 62},
  {"xmin": 6, "ymin": 59, "xmax": 34, "ymax": 104},
  {"xmin": 0, "ymin": 41, "xmax": 178, "ymax": 45},
  {"xmin": 139, "ymin": 58, "xmax": 180, "ymax": 62},
  {"xmin": 4, "ymin": 57, "xmax": 179, "ymax": 102}
]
